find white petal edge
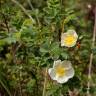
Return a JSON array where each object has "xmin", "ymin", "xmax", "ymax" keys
[
  {"xmin": 67, "ymin": 29, "xmax": 78, "ymax": 39},
  {"xmin": 61, "ymin": 33, "xmax": 67, "ymax": 46},
  {"xmin": 48, "ymin": 68, "xmax": 57, "ymax": 80},
  {"xmin": 73, "ymin": 31, "xmax": 78, "ymax": 39},
  {"xmin": 56, "ymin": 67, "xmax": 74, "ymax": 84},
  {"xmin": 61, "ymin": 30, "xmax": 78, "ymax": 47},
  {"xmin": 61, "ymin": 60, "xmax": 72, "ymax": 70},
  {"xmin": 56, "ymin": 76, "xmax": 69, "ymax": 84},
  {"xmin": 53, "ymin": 60, "xmax": 61, "ymax": 68},
  {"xmin": 65, "ymin": 67, "xmax": 75, "ymax": 79}
]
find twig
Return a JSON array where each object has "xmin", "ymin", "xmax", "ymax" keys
[
  {"xmin": 27, "ymin": 0, "xmax": 34, "ymax": 10},
  {"xmin": 11, "ymin": 0, "xmax": 34, "ymax": 23},
  {"xmin": 87, "ymin": 6, "xmax": 96, "ymax": 96},
  {"xmin": 27, "ymin": 0, "xmax": 41, "ymax": 27},
  {"xmin": 42, "ymin": 68, "xmax": 48, "ymax": 96},
  {"xmin": 0, "ymin": 12, "xmax": 10, "ymax": 32},
  {"xmin": 13, "ymin": 90, "xmax": 16, "ymax": 96}
]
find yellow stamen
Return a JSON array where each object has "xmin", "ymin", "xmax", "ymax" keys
[
  {"xmin": 55, "ymin": 65, "xmax": 65, "ymax": 77},
  {"xmin": 64, "ymin": 35, "xmax": 76, "ymax": 45}
]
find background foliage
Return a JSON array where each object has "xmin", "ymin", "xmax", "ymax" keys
[{"xmin": 0, "ymin": 0, "xmax": 96, "ymax": 96}]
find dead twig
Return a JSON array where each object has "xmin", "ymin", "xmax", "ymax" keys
[
  {"xmin": 11, "ymin": 0, "xmax": 34, "ymax": 23},
  {"xmin": 87, "ymin": 6, "xmax": 96, "ymax": 96}
]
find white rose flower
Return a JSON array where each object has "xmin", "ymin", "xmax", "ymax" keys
[
  {"xmin": 48, "ymin": 60, "xmax": 74, "ymax": 83},
  {"xmin": 61, "ymin": 29, "xmax": 78, "ymax": 47}
]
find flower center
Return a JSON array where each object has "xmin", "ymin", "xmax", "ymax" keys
[
  {"xmin": 64, "ymin": 35, "xmax": 75, "ymax": 45},
  {"xmin": 55, "ymin": 66, "xmax": 65, "ymax": 77}
]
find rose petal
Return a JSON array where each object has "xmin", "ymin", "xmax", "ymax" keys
[
  {"xmin": 61, "ymin": 29, "xmax": 78, "ymax": 47},
  {"xmin": 61, "ymin": 60, "xmax": 72, "ymax": 70},
  {"xmin": 65, "ymin": 67, "xmax": 74, "ymax": 79},
  {"xmin": 53, "ymin": 60, "xmax": 61, "ymax": 68},
  {"xmin": 48, "ymin": 68, "xmax": 57, "ymax": 80},
  {"xmin": 67, "ymin": 30, "xmax": 78, "ymax": 41},
  {"xmin": 61, "ymin": 33, "xmax": 67, "ymax": 46},
  {"xmin": 56, "ymin": 75, "xmax": 69, "ymax": 83}
]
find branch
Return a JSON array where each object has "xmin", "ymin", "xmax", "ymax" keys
[{"xmin": 87, "ymin": 6, "xmax": 96, "ymax": 96}]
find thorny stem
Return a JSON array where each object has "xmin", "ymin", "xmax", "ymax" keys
[
  {"xmin": 87, "ymin": 6, "xmax": 96, "ymax": 96},
  {"xmin": 42, "ymin": 68, "xmax": 48, "ymax": 96},
  {"xmin": 11, "ymin": 0, "xmax": 34, "ymax": 23}
]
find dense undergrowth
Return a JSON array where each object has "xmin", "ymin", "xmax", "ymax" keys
[{"xmin": 0, "ymin": 0, "xmax": 96, "ymax": 96}]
